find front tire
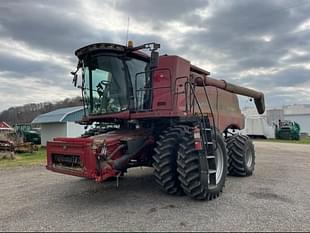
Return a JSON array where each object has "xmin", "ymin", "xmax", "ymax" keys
[
  {"xmin": 152, "ymin": 126, "xmax": 184, "ymax": 195},
  {"xmin": 226, "ymin": 134, "xmax": 255, "ymax": 176},
  {"xmin": 177, "ymin": 126, "xmax": 227, "ymax": 200}
]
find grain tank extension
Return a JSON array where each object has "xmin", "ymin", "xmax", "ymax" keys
[{"xmin": 46, "ymin": 42, "xmax": 265, "ymax": 200}]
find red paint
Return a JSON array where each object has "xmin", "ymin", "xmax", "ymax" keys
[
  {"xmin": 46, "ymin": 47, "xmax": 249, "ymax": 182},
  {"xmin": 47, "ymin": 128, "xmax": 153, "ymax": 182},
  {"xmin": 77, "ymin": 55, "xmax": 244, "ymax": 131}
]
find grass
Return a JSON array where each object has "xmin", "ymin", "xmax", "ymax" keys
[
  {"xmin": 0, "ymin": 147, "xmax": 46, "ymax": 169},
  {"xmin": 255, "ymin": 137, "xmax": 310, "ymax": 144}
]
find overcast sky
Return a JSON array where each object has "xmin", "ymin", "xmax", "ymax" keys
[{"xmin": 0, "ymin": 0, "xmax": 310, "ymax": 112}]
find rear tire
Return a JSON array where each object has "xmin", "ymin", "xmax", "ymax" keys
[
  {"xmin": 226, "ymin": 134, "xmax": 255, "ymax": 176},
  {"xmin": 152, "ymin": 126, "xmax": 184, "ymax": 195},
  {"xmin": 177, "ymin": 126, "xmax": 227, "ymax": 200}
]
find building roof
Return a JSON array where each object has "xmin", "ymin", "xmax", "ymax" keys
[
  {"xmin": 0, "ymin": 121, "xmax": 14, "ymax": 130},
  {"xmin": 32, "ymin": 106, "xmax": 84, "ymax": 124}
]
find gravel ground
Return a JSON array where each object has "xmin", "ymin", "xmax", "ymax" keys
[{"xmin": 0, "ymin": 141, "xmax": 310, "ymax": 232}]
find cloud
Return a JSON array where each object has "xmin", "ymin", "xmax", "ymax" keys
[
  {"xmin": 0, "ymin": 0, "xmax": 310, "ymax": 112},
  {"xmin": 180, "ymin": 0, "xmax": 310, "ymax": 68},
  {"xmin": 0, "ymin": 71, "xmax": 80, "ymax": 110},
  {"xmin": 0, "ymin": 51, "xmax": 65, "ymax": 75},
  {"xmin": 0, "ymin": 0, "xmax": 105, "ymax": 55},
  {"xmin": 115, "ymin": 0, "xmax": 208, "ymax": 22},
  {"xmin": 244, "ymin": 67, "xmax": 310, "ymax": 88}
]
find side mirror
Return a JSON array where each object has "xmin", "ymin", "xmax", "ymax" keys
[
  {"xmin": 150, "ymin": 51, "xmax": 159, "ymax": 69},
  {"xmin": 71, "ymin": 72, "xmax": 78, "ymax": 87},
  {"xmin": 71, "ymin": 60, "xmax": 82, "ymax": 87}
]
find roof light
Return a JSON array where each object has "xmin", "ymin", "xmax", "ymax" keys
[{"xmin": 127, "ymin": 40, "xmax": 133, "ymax": 48}]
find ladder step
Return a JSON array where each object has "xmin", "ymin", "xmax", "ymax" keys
[
  {"xmin": 205, "ymin": 142, "xmax": 213, "ymax": 145},
  {"xmin": 202, "ymin": 128, "xmax": 211, "ymax": 131},
  {"xmin": 208, "ymin": 184, "xmax": 217, "ymax": 189},
  {"xmin": 207, "ymin": 155, "xmax": 215, "ymax": 159},
  {"xmin": 209, "ymin": 170, "xmax": 216, "ymax": 174}
]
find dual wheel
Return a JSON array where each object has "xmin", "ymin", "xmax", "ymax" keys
[{"xmin": 152, "ymin": 125, "xmax": 255, "ymax": 200}]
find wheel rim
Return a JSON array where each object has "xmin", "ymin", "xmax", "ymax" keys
[
  {"xmin": 215, "ymin": 145, "xmax": 224, "ymax": 185},
  {"xmin": 245, "ymin": 148, "xmax": 253, "ymax": 168}
]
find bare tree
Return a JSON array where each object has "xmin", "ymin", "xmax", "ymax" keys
[{"xmin": 0, "ymin": 97, "xmax": 82, "ymax": 125}]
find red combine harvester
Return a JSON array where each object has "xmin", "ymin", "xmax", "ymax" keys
[{"xmin": 47, "ymin": 42, "xmax": 265, "ymax": 200}]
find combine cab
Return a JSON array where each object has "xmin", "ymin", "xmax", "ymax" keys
[{"xmin": 46, "ymin": 42, "xmax": 265, "ymax": 200}]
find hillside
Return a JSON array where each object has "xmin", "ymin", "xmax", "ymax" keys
[{"xmin": 0, "ymin": 97, "xmax": 83, "ymax": 126}]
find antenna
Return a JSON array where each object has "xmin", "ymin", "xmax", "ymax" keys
[{"xmin": 125, "ymin": 17, "xmax": 130, "ymax": 45}]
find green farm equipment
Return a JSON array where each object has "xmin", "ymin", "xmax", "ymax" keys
[
  {"xmin": 275, "ymin": 120, "xmax": 300, "ymax": 140},
  {"xmin": 14, "ymin": 124, "xmax": 41, "ymax": 145}
]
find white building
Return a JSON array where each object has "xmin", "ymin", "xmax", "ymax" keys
[
  {"xmin": 32, "ymin": 106, "xmax": 86, "ymax": 146},
  {"xmin": 283, "ymin": 105, "xmax": 310, "ymax": 134},
  {"xmin": 266, "ymin": 109, "xmax": 284, "ymax": 125},
  {"xmin": 242, "ymin": 104, "xmax": 310, "ymax": 135}
]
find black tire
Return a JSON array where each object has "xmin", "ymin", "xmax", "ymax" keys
[
  {"xmin": 177, "ymin": 126, "xmax": 227, "ymax": 200},
  {"xmin": 152, "ymin": 126, "xmax": 184, "ymax": 195},
  {"xmin": 226, "ymin": 134, "xmax": 255, "ymax": 176}
]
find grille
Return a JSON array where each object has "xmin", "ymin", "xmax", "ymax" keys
[{"xmin": 52, "ymin": 154, "xmax": 81, "ymax": 168}]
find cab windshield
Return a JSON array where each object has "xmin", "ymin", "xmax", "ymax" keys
[{"xmin": 82, "ymin": 54, "xmax": 148, "ymax": 115}]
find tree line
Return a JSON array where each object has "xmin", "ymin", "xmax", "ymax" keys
[{"xmin": 0, "ymin": 97, "xmax": 83, "ymax": 126}]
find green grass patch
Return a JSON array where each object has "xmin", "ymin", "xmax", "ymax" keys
[
  {"xmin": 0, "ymin": 147, "xmax": 46, "ymax": 169},
  {"xmin": 255, "ymin": 137, "xmax": 310, "ymax": 144}
]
